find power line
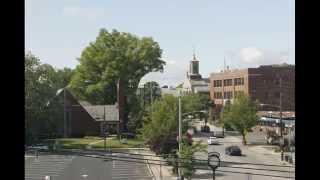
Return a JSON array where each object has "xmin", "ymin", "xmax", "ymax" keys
[
  {"xmin": 75, "ymin": 154, "xmax": 294, "ymax": 179},
  {"xmin": 107, "ymin": 150, "xmax": 295, "ymax": 168},
  {"xmin": 54, "ymin": 150, "xmax": 295, "ymax": 174},
  {"xmin": 57, "ymin": 149, "xmax": 294, "ymax": 168}
]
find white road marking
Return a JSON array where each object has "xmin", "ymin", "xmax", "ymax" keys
[{"xmin": 81, "ymin": 174, "xmax": 88, "ymax": 178}]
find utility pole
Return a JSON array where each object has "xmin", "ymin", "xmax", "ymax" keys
[
  {"xmin": 178, "ymin": 91, "xmax": 182, "ymax": 179},
  {"xmin": 104, "ymin": 105, "xmax": 106, "ymax": 152},
  {"xmin": 63, "ymin": 88, "xmax": 67, "ymax": 138},
  {"xmin": 150, "ymin": 83, "xmax": 153, "ymax": 111},
  {"xmin": 279, "ymin": 77, "xmax": 284, "ymax": 161}
]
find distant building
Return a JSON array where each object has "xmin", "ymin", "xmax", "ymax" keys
[
  {"xmin": 209, "ymin": 64, "xmax": 295, "ymax": 118},
  {"xmin": 182, "ymin": 54, "xmax": 210, "ymax": 95}
]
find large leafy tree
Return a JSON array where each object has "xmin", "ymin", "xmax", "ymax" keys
[
  {"xmin": 140, "ymin": 93, "xmax": 208, "ymax": 154},
  {"xmin": 222, "ymin": 93, "xmax": 259, "ymax": 145},
  {"xmin": 25, "ymin": 52, "xmax": 74, "ymax": 144},
  {"xmin": 69, "ymin": 29, "xmax": 165, "ymax": 130}
]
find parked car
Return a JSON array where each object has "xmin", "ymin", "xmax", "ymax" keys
[
  {"xmin": 208, "ymin": 137, "xmax": 219, "ymax": 145},
  {"xmin": 121, "ymin": 133, "xmax": 136, "ymax": 139},
  {"xmin": 29, "ymin": 144, "xmax": 49, "ymax": 151},
  {"xmin": 201, "ymin": 126, "xmax": 210, "ymax": 133},
  {"xmin": 225, "ymin": 146, "xmax": 241, "ymax": 156},
  {"xmin": 212, "ymin": 131, "xmax": 224, "ymax": 138}
]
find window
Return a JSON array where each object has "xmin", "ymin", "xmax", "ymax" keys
[
  {"xmin": 274, "ymin": 92, "xmax": 280, "ymax": 98},
  {"xmin": 223, "ymin": 79, "xmax": 232, "ymax": 86},
  {"xmin": 224, "ymin": 91, "xmax": 233, "ymax": 99},
  {"xmin": 214, "ymin": 92, "xmax": 222, "ymax": 99},
  {"xmin": 213, "ymin": 80, "xmax": 222, "ymax": 87},
  {"xmin": 234, "ymin": 78, "xmax": 244, "ymax": 85}
]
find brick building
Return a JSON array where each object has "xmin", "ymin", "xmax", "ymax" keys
[{"xmin": 209, "ymin": 64, "xmax": 295, "ymax": 118}]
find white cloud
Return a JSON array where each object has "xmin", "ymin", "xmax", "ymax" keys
[
  {"xmin": 140, "ymin": 60, "xmax": 187, "ymax": 87},
  {"xmin": 226, "ymin": 47, "xmax": 293, "ymax": 69},
  {"xmin": 239, "ymin": 47, "xmax": 263, "ymax": 63},
  {"xmin": 63, "ymin": 6, "xmax": 106, "ymax": 20}
]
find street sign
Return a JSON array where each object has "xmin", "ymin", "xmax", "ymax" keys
[{"xmin": 208, "ymin": 152, "xmax": 220, "ymax": 169}]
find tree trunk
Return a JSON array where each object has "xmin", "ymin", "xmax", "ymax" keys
[{"xmin": 242, "ymin": 133, "xmax": 247, "ymax": 145}]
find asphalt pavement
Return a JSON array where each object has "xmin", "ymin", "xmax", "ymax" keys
[
  {"xmin": 25, "ymin": 151, "xmax": 153, "ymax": 180},
  {"xmin": 192, "ymin": 134, "xmax": 295, "ymax": 180}
]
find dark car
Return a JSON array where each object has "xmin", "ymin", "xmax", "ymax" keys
[{"xmin": 225, "ymin": 146, "xmax": 241, "ymax": 156}]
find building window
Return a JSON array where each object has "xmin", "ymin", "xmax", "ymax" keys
[
  {"xmin": 234, "ymin": 78, "xmax": 244, "ymax": 85},
  {"xmin": 213, "ymin": 80, "xmax": 222, "ymax": 87},
  {"xmin": 214, "ymin": 92, "xmax": 223, "ymax": 99},
  {"xmin": 274, "ymin": 92, "xmax": 280, "ymax": 98},
  {"xmin": 224, "ymin": 91, "xmax": 233, "ymax": 99},
  {"xmin": 223, "ymin": 79, "xmax": 232, "ymax": 86}
]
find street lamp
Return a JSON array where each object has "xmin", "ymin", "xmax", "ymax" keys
[
  {"xmin": 259, "ymin": 103, "xmax": 284, "ymax": 161},
  {"xmin": 46, "ymin": 86, "xmax": 69, "ymax": 138},
  {"xmin": 178, "ymin": 90, "xmax": 182, "ymax": 179}
]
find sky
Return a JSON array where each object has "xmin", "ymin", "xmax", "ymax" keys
[{"xmin": 26, "ymin": 0, "xmax": 295, "ymax": 87}]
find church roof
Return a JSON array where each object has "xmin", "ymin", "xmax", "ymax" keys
[{"xmin": 82, "ymin": 105, "xmax": 119, "ymax": 122}]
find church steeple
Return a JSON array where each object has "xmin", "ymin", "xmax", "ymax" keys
[{"xmin": 188, "ymin": 52, "xmax": 202, "ymax": 80}]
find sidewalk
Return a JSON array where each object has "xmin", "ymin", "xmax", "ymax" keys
[{"xmin": 140, "ymin": 149, "xmax": 177, "ymax": 180}]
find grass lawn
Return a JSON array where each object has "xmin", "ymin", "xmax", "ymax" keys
[
  {"xmin": 56, "ymin": 138, "xmax": 100, "ymax": 149},
  {"xmin": 55, "ymin": 136, "xmax": 145, "ymax": 149},
  {"xmin": 91, "ymin": 138, "xmax": 145, "ymax": 149}
]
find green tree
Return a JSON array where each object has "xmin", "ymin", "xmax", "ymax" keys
[
  {"xmin": 140, "ymin": 95, "xmax": 179, "ymax": 154},
  {"xmin": 179, "ymin": 141, "xmax": 207, "ymax": 180},
  {"xmin": 128, "ymin": 81, "xmax": 161, "ymax": 133},
  {"xmin": 222, "ymin": 93, "xmax": 259, "ymax": 145},
  {"xmin": 25, "ymin": 52, "xmax": 74, "ymax": 144},
  {"xmin": 69, "ymin": 29, "xmax": 165, "ymax": 130}
]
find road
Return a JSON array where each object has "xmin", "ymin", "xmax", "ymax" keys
[
  {"xmin": 25, "ymin": 151, "xmax": 153, "ymax": 180},
  {"xmin": 192, "ymin": 134, "xmax": 295, "ymax": 180}
]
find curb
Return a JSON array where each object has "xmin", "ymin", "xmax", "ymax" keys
[{"xmin": 146, "ymin": 159, "xmax": 156, "ymax": 180}]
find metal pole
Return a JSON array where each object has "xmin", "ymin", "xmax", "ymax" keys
[
  {"xmin": 178, "ymin": 92, "xmax": 182, "ymax": 179},
  {"xmin": 160, "ymin": 160, "xmax": 162, "ymax": 180},
  {"xmin": 212, "ymin": 169, "xmax": 215, "ymax": 180},
  {"xmin": 104, "ymin": 105, "xmax": 106, "ymax": 152},
  {"xmin": 279, "ymin": 77, "xmax": 283, "ymax": 161},
  {"xmin": 150, "ymin": 83, "xmax": 153, "ymax": 111},
  {"xmin": 63, "ymin": 88, "xmax": 67, "ymax": 138}
]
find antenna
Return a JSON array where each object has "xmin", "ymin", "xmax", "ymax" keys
[
  {"xmin": 192, "ymin": 45, "xmax": 196, "ymax": 60},
  {"xmin": 224, "ymin": 56, "xmax": 226, "ymax": 72}
]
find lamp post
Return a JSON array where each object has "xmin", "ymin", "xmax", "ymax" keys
[
  {"xmin": 259, "ymin": 103, "xmax": 283, "ymax": 161},
  {"xmin": 178, "ymin": 90, "xmax": 182, "ymax": 179},
  {"xmin": 103, "ymin": 105, "xmax": 107, "ymax": 152},
  {"xmin": 46, "ymin": 86, "xmax": 69, "ymax": 138}
]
